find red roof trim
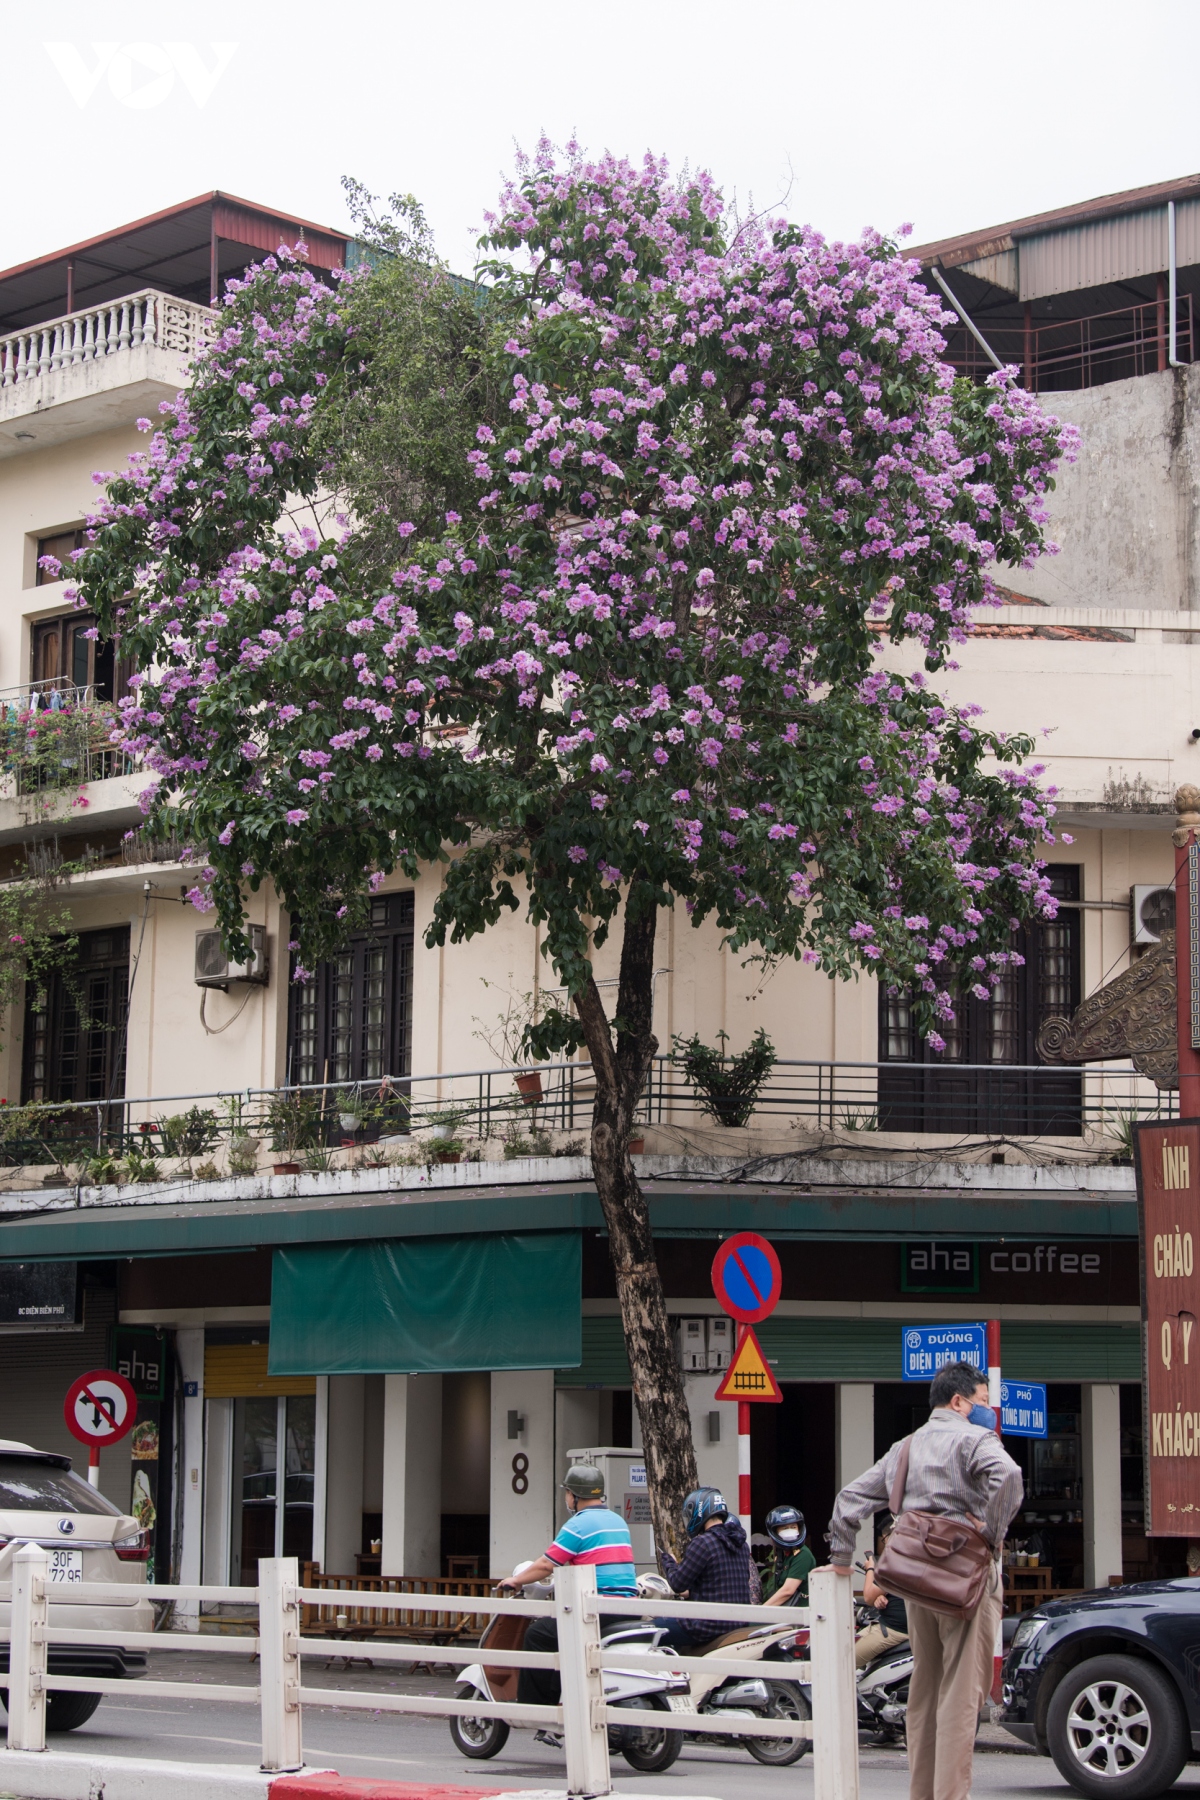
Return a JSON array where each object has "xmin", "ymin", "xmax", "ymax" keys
[{"xmin": 0, "ymin": 189, "xmax": 350, "ymax": 285}]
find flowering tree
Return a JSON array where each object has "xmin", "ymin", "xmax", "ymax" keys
[{"xmin": 77, "ymin": 145, "xmax": 1074, "ymax": 1551}]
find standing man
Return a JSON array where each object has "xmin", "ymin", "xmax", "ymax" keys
[
  {"xmin": 827, "ymin": 1361, "xmax": 1023, "ymax": 1800},
  {"xmin": 500, "ymin": 1463, "xmax": 636, "ymax": 1722}
]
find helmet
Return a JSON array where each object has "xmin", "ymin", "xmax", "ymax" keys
[
  {"xmin": 765, "ymin": 1504, "xmax": 806, "ymax": 1549},
  {"xmin": 562, "ymin": 1464, "xmax": 605, "ymax": 1501},
  {"xmin": 683, "ymin": 1487, "xmax": 729, "ymax": 1538}
]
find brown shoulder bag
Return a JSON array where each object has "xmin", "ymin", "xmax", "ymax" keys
[{"xmin": 872, "ymin": 1436, "xmax": 993, "ymax": 1620}]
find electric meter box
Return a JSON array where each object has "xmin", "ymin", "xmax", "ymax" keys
[
  {"xmin": 673, "ymin": 1317, "xmax": 708, "ymax": 1371},
  {"xmin": 565, "ymin": 1445, "xmax": 655, "ymax": 1570},
  {"xmin": 707, "ymin": 1315, "xmax": 733, "ymax": 1369}
]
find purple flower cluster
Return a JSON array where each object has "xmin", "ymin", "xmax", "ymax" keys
[{"xmin": 74, "ymin": 149, "xmax": 1072, "ymax": 1033}]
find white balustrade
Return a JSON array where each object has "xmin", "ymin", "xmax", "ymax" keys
[
  {"xmin": 0, "ymin": 1557, "xmax": 859, "ymax": 1798},
  {"xmin": 0, "ymin": 291, "xmax": 216, "ymax": 391}
]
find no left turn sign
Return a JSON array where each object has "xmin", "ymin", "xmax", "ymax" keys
[{"xmin": 63, "ymin": 1368, "xmax": 137, "ymax": 1448}]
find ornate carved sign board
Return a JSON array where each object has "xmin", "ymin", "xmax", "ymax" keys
[{"xmin": 1136, "ymin": 1120, "xmax": 1200, "ymax": 1535}]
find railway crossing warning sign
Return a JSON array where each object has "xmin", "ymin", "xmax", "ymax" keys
[{"xmin": 713, "ymin": 1325, "xmax": 783, "ymax": 1403}]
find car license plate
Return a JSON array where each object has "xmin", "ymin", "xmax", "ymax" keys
[{"xmin": 47, "ymin": 1549, "xmax": 82, "ymax": 1584}]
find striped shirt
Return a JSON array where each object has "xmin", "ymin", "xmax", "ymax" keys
[
  {"xmin": 544, "ymin": 1505, "xmax": 637, "ymax": 1595},
  {"xmin": 828, "ymin": 1408, "xmax": 1023, "ymax": 1566}
]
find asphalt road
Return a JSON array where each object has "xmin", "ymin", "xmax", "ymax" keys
[{"xmin": 11, "ymin": 1648, "xmax": 1190, "ymax": 1799}]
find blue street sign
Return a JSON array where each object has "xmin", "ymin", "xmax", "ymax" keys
[
  {"xmin": 902, "ymin": 1322, "xmax": 987, "ymax": 1382},
  {"xmin": 1000, "ymin": 1380, "xmax": 1047, "ymax": 1438}
]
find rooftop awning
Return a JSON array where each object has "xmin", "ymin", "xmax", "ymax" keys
[{"xmin": 0, "ymin": 191, "xmax": 350, "ymax": 331}]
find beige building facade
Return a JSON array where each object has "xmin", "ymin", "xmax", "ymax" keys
[{"xmin": 0, "ymin": 178, "xmax": 1185, "ymax": 1615}]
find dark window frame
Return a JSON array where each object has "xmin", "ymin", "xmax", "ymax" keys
[
  {"xmin": 286, "ymin": 893, "xmax": 415, "ymax": 1089},
  {"xmin": 22, "ymin": 926, "xmax": 130, "ymax": 1107},
  {"xmin": 877, "ymin": 866, "xmax": 1083, "ymax": 1135},
  {"xmin": 30, "ymin": 610, "xmax": 130, "ymax": 706}
]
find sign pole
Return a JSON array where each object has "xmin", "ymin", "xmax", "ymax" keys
[
  {"xmin": 711, "ymin": 1235, "xmax": 784, "ymax": 1538},
  {"xmin": 987, "ymin": 1319, "xmax": 1002, "ymax": 1437},
  {"xmin": 87, "ymin": 1445, "xmax": 100, "ymax": 1489},
  {"xmin": 738, "ymin": 1399, "xmax": 751, "ymax": 1530}
]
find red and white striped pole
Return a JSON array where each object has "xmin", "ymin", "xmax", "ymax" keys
[
  {"xmin": 987, "ymin": 1317, "xmax": 1004, "ymax": 1701},
  {"xmin": 738, "ymin": 1401, "xmax": 751, "ymax": 1530}
]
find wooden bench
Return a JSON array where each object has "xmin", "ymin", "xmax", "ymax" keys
[{"xmin": 300, "ymin": 1565, "xmax": 497, "ymax": 1645}]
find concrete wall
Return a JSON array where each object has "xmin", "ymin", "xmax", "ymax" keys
[{"xmin": 997, "ymin": 365, "xmax": 1200, "ymax": 612}]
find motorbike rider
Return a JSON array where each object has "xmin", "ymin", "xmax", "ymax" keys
[
  {"xmin": 498, "ymin": 1464, "xmax": 636, "ymax": 1718},
  {"xmin": 655, "ymin": 1486, "xmax": 755, "ymax": 1650},
  {"xmin": 761, "ymin": 1504, "xmax": 815, "ymax": 1606},
  {"xmin": 856, "ymin": 1522, "xmax": 908, "ymax": 1668}
]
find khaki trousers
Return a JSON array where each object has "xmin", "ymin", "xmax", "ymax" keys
[
  {"xmin": 904, "ymin": 1561, "xmax": 1002, "ymax": 1800},
  {"xmin": 856, "ymin": 1620, "xmax": 909, "ymax": 1668}
]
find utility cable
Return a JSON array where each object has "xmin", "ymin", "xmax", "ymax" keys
[{"xmin": 199, "ymin": 985, "xmax": 254, "ymax": 1035}]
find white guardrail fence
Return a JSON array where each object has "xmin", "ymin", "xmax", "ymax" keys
[{"xmin": 1, "ymin": 1549, "xmax": 859, "ymax": 1799}]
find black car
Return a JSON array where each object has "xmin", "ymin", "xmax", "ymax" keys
[{"xmin": 1003, "ymin": 1578, "xmax": 1200, "ymax": 1800}]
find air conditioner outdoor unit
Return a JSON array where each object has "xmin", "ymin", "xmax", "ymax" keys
[
  {"xmin": 1131, "ymin": 885, "xmax": 1175, "ymax": 945},
  {"xmin": 194, "ymin": 925, "xmax": 269, "ymax": 989}
]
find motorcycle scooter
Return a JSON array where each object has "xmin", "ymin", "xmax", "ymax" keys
[
  {"xmin": 450, "ymin": 1575, "xmax": 691, "ymax": 1774},
  {"xmin": 794, "ymin": 1601, "xmax": 913, "ymax": 1742},
  {"xmin": 611, "ymin": 1574, "xmax": 810, "ymax": 1767}
]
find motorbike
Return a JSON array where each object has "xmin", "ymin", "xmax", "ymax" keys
[
  {"xmin": 450, "ymin": 1576, "xmax": 691, "ymax": 1774},
  {"xmin": 621, "ymin": 1574, "xmax": 811, "ymax": 1767},
  {"xmin": 796, "ymin": 1601, "xmax": 913, "ymax": 1742}
]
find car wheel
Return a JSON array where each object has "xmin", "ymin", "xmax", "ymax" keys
[
  {"xmin": 746, "ymin": 1681, "xmax": 810, "ymax": 1765},
  {"xmin": 45, "ymin": 1692, "xmax": 102, "ymax": 1732},
  {"xmin": 449, "ymin": 1683, "xmax": 509, "ymax": 1758},
  {"xmin": 1047, "ymin": 1655, "xmax": 1188, "ymax": 1800},
  {"xmin": 612, "ymin": 1693, "xmax": 681, "ymax": 1773}
]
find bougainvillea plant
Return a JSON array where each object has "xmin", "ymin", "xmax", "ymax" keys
[{"xmin": 75, "ymin": 143, "xmax": 1076, "ymax": 1548}]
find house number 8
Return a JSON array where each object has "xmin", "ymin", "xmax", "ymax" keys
[{"xmin": 511, "ymin": 1453, "xmax": 529, "ymax": 1495}]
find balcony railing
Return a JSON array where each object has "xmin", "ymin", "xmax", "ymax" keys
[
  {"xmin": 945, "ymin": 293, "xmax": 1195, "ymax": 393},
  {"xmin": 0, "ymin": 289, "xmax": 216, "ymax": 391},
  {"xmin": 0, "ymin": 681, "xmax": 136, "ymax": 796},
  {"xmin": 0, "ymin": 1056, "xmax": 1170, "ymax": 1170}
]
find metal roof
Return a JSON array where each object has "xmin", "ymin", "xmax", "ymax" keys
[
  {"xmin": 912, "ymin": 170, "xmax": 1200, "ymax": 271},
  {"xmin": 0, "ymin": 190, "xmax": 350, "ymax": 332}
]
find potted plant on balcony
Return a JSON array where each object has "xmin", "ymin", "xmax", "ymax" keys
[
  {"xmin": 471, "ymin": 984, "xmax": 547, "ymax": 1105},
  {"xmin": 672, "ymin": 1029, "xmax": 777, "ymax": 1128},
  {"xmin": 427, "ymin": 1106, "xmax": 470, "ymax": 1162},
  {"xmin": 266, "ymin": 1089, "xmax": 324, "ymax": 1173}
]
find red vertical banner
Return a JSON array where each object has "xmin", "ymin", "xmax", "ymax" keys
[
  {"xmin": 1136, "ymin": 1119, "xmax": 1200, "ymax": 1534},
  {"xmin": 1175, "ymin": 820, "xmax": 1200, "ymax": 1117}
]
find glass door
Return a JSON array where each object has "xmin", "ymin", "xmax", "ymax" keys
[
  {"xmin": 230, "ymin": 1394, "xmax": 315, "ymax": 1582},
  {"xmin": 231, "ymin": 1397, "xmax": 277, "ymax": 1585}
]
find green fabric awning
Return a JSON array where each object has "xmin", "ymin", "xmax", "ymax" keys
[{"xmin": 269, "ymin": 1230, "xmax": 581, "ymax": 1374}]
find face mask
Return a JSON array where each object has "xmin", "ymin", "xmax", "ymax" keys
[
  {"xmin": 775, "ymin": 1526, "xmax": 801, "ymax": 1543},
  {"xmin": 967, "ymin": 1403, "xmax": 997, "ymax": 1431}
]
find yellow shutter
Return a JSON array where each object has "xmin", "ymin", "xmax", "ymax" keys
[{"xmin": 203, "ymin": 1343, "xmax": 315, "ymax": 1399}]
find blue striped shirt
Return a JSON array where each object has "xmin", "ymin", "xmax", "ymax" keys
[{"xmin": 544, "ymin": 1505, "xmax": 637, "ymax": 1595}]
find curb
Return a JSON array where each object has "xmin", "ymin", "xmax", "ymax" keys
[
  {"xmin": 270, "ymin": 1782, "xmax": 509, "ymax": 1800},
  {"xmin": 0, "ymin": 1755, "xmax": 724, "ymax": 1800}
]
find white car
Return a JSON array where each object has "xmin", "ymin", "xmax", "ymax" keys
[{"xmin": 0, "ymin": 1438, "xmax": 153, "ymax": 1731}]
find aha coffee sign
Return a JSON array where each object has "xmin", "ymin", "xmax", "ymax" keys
[{"xmin": 1136, "ymin": 1120, "xmax": 1200, "ymax": 1535}]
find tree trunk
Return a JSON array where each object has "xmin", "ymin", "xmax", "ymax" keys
[{"xmin": 573, "ymin": 896, "xmax": 698, "ymax": 1563}]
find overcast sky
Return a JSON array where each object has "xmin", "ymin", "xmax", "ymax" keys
[{"xmin": 16, "ymin": 0, "xmax": 1200, "ymax": 278}]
